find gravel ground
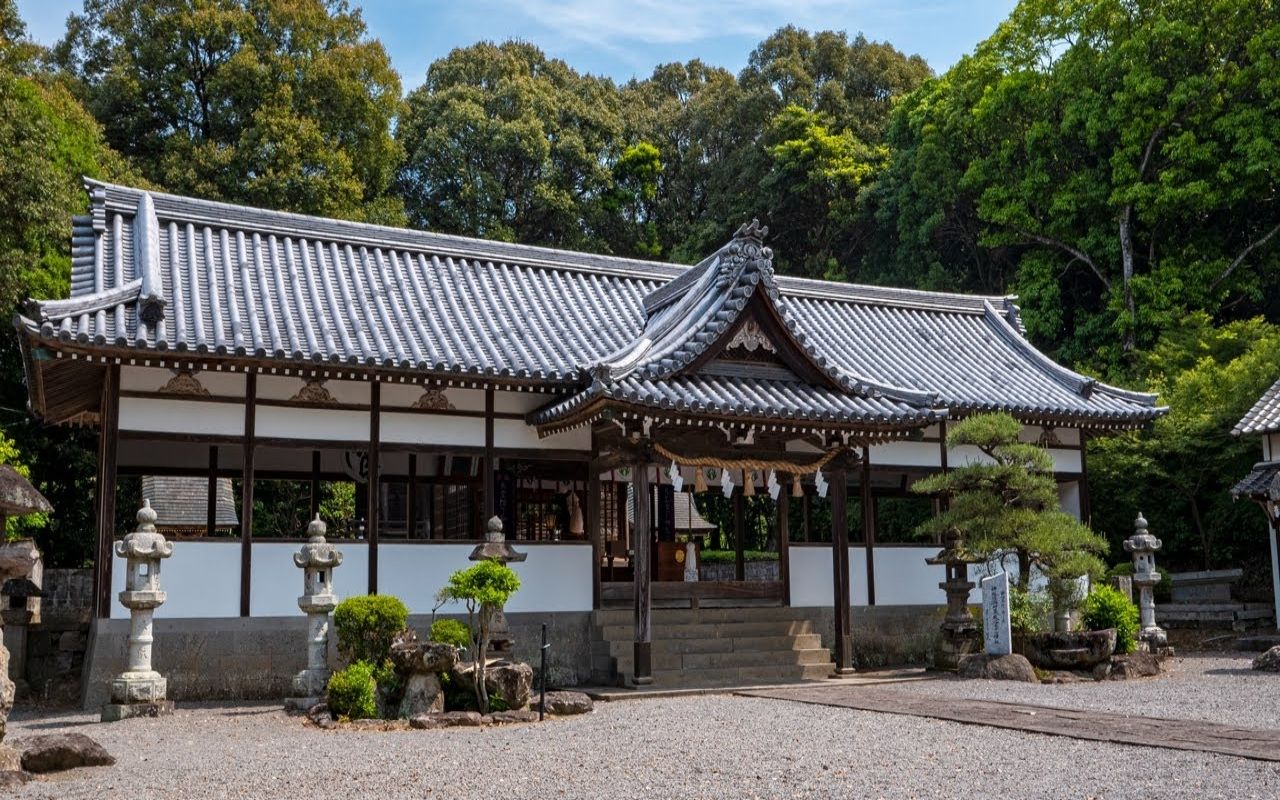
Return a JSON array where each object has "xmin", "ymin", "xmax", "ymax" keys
[
  {"xmin": 892, "ymin": 653, "xmax": 1280, "ymax": 729},
  {"xmin": 7, "ymin": 680, "xmax": 1280, "ymax": 800}
]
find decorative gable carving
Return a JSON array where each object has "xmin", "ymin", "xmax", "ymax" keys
[
  {"xmin": 725, "ymin": 320, "xmax": 777, "ymax": 355},
  {"xmin": 290, "ymin": 379, "xmax": 337, "ymax": 405},
  {"xmin": 412, "ymin": 388, "xmax": 455, "ymax": 411},
  {"xmin": 160, "ymin": 369, "xmax": 210, "ymax": 397}
]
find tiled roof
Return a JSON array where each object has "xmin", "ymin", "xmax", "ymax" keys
[
  {"xmin": 1234, "ymin": 379, "xmax": 1280, "ymax": 436},
  {"xmin": 19, "ymin": 180, "xmax": 1165, "ymax": 430},
  {"xmin": 1230, "ymin": 460, "xmax": 1280, "ymax": 501}
]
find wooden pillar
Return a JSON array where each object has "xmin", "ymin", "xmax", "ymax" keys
[
  {"xmin": 862, "ymin": 445, "xmax": 876, "ymax": 607},
  {"xmin": 588, "ymin": 436, "xmax": 602, "ymax": 609},
  {"xmin": 367, "ymin": 379, "xmax": 381, "ymax": 594},
  {"xmin": 1079, "ymin": 431, "xmax": 1092, "ymax": 526},
  {"xmin": 483, "ymin": 388, "xmax": 495, "ymax": 521},
  {"xmin": 240, "ymin": 371, "xmax": 257, "ymax": 617},
  {"xmin": 94, "ymin": 364, "xmax": 120, "ymax": 620},
  {"xmin": 309, "ymin": 450, "xmax": 321, "ymax": 520},
  {"xmin": 778, "ymin": 485, "xmax": 791, "ymax": 606},
  {"xmin": 207, "ymin": 445, "xmax": 219, "ymax": 537},
  {"xmin": 734, "ymin": 488, "xmax": 745, "ymax": 581},
  {"xmin": 831, "ymin": 465, "xmax": 853, "ymax": 674},
  {"xmin": 631, "ymin": 456, "xmax": 653, "ymax": 684},
  {"xmin": 407, "ymin": 454, "xmax": 418, "ymax": 539}
]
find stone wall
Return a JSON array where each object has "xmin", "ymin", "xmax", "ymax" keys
[
  {"xmin": 698, "ymin": 561, "xmax": 780, "ymax": 582},
  {"xmin": 81, "ymin": 610, "xmax": 594, "ymax": 710},
  {"xmin": 17, "ymin": 568, "xmax": 92, "ymax": 704},
  {"xmin": 804, "ymin": 605, "xmax": 945, "ymax": 670}
]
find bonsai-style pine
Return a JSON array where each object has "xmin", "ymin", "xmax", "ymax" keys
[
  {"xmin": 913, "ymin": 413, "xmax": 1107, "ymax": 614},
  {"xmin": 436, "ymin": 560, "xmax": 521, "ymax": 713}
]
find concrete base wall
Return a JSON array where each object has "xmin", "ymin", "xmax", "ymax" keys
[
  {"xmin": 804, "ymin": 605, "xmax": 945, "ymax": 670},
  {"xmin": 82, "ymin": 610, "xmax": 594, "ymax": 711}
]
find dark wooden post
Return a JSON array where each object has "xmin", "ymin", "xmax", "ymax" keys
[
  {"xmin": 94, "ymin": 364, "xmax": 120, "ymax": 620},
  {"xmin": 368, "ymin": 379, "xmax": 381, "ymax": 594},
  {"xmin": 207, "ymin": 445, "xmax": 219, "ymax": 537},
  {"xmin": 309, "ymin": 449, "xmax": 321, "ymax": 520},
  {"xmin": 1079, "ymin": 431, "xmax": 1092, "ymax": 526},
  {"xmin": 862, "ymin": 445, "xmax": 876, "ymax": 606},
  {"xmin": 778, "ymin": 485, "xmax": 791, "ymax": 605},
  {"xmin": 734, "ymin": 488, "xmax": 746, "ymax": 581},
  {"xmin": 631, "ymin": 457, "xmax": 653, "ymax": 685},
  {"xmin": 588, "ymin": 436, "xmax": 602, "ymax": 609},
  {"xmin": 484, "ymin": 388, "xmax": 495, "ymax": 521},
  {"xmin": 240, "ymin": 371, "xmax": 257, "ymax": 617},
  {"xmin": 407, "ymin": 453, "xmax": 418, "ymax": 538},
  {"xmin": 831, "ymin": 464, "xmax": 853, "ymax": 674}
]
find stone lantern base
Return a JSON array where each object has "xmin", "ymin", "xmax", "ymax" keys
[
  {"xmin": 101, "ymin": 670, "xmax": 174, "ymax": 722},
  {"xmin": 285, "ymin": 668, "xmax": 331, "ymax": 712}
]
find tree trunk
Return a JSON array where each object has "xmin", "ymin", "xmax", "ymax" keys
[
  {"xmin": 1017, "ymin": 550, "xmax": 1032, "ymax": 591},
  {"xmin": 1188, "ymin": 495, "xmax": 1211, "ymax": 571},
  {"xmin": 475, "ymin": 611, "xmax": 490, "ymax": 713},
  {"xmin": 1118, "ymin": 208, "xmax": 1137, "ymax": 354}
]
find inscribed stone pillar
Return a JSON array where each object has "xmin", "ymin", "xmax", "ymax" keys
[
  {"xmin": 102, "ymin": 500, "xmax": 175, "ymax": 722},
  {"xmin": 286, "ymin": 515, "xmax": 342, "ymax": 711}
]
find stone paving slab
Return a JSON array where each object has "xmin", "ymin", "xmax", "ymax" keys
[{"xmin": 739, "ymin": 684, "xmax": 1280, "ymax": 762}]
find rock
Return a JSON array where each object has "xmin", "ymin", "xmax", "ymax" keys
[
  {"xmin": 16, "ymin": 733, "xmax": 115, "ymax": 773},
  {"xmin": 0, "ymin": 744, "xmax": 20, "ymax": 771},
  {"xmin": 0, "ymin": 643, "xmax": 13, "ymax": 741},
  {"xmin": 1252, "ymin": 645, "xmax": 1280, "ymax": 672},
  {"xmin": 0, "ymin": 770, "xmax": 30, "ymax": 789},
  {"xmin": 489, "ymin": 709, "xmax": 539, "ymax": 724},
  {"xmin": 389, "ymin": 633, "xmax": 457, "ymax": 676},
  {"xmin": 409, "ymin": 711, "xmax": 484, "ymax": 729},
  {"xmin": 398, "ymin": 673, "xmax": 444, "ymax": 718},
  {"xmin": 306, "ymin": 702, "xmax": 337, "ymax": 729},
  {"xmin": 534, "ymin": 691, "xmax": 594, "ymax": 716},
  {"xmin": 451, "ymin": 660, "xmax": 534, "ymax": 710},
  {"xmin": 1108, "ymin": 652, "xmax": 1162, "ymax": 680},
  {"xmin": 1022, "ymin": 630, "xmax": 1116, "ymax": 670},
  {"xmin": 958, "ymin": 653, "xmax": 1038, "ymax": 683}
]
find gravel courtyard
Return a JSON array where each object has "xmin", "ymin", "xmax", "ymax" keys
[{"xmin": 7, "ymin": 654, "xmax": 1279, "ymax": 800}]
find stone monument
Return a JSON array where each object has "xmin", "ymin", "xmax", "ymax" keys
[
  {"xmin": 981, "ymin": 572, "xmax": 1012, "ymax": 656},
  {"xmin": 102, "ymin": 500, "xmax": 175, "ymax": 722},
  {"xmin": 0, "ymin": 541, "xmax": 40, "ymax": 771},
  {"xmin": 286, "ymin": 514, "xmax": 342, "ymax": 711},
  {"xmin": 682, "ymin": 541, "xmax": 699, "ymax": 582},
  {"xmin": 1124, "ymin": 512, "xmax": 1168, "ymax": 652},
  {"xmin": 926, "ymin": 528, "xmax": 979, "ymax": 670},
  {"xmin": 468, "ymin": 516, "xmax": 525, "ymax": 659}
]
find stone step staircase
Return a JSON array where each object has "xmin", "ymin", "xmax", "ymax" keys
[{"xmin": 590, "ymin": 607, "xmax": 833, "ymax": 687}]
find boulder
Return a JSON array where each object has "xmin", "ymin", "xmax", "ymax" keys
[
  {"xmin": 489, "ymin": 709, "xmax": 539, "ymax": 725},
  {"xmin": 16, "ymin": 733, "xmax": 115, "ymax": 773},
  {"xmin": 1022, "ymin": 630, "xmax": 1116, "ymax": 670},
  {"xmin": 0, "ymin": 744, "xmax": 20, "ymax": 771},
  {"xmin": 534, "ymin": 691, "xmax": 594, "ymax": 716},
  {"xmin": 1108, "ymin": 652, "xmax": 1162, "ymax": 680},
  {"xmin": 1252, "ymin": 645, "xmax": 1280, "ymax": 672},
  {"xmin": 389, "ymin": 632, "xmax": 457, "ymax": 676},
  {"xmin": 409, "ymin": 711, "xmax": 485, "ymax": 729},
  {"xmin": 958, "ymin": 653, "xmax": 1038, "ymax": 683},
  {"xmin": 398, "ymin": 673, "xmax": 445, "ymax": 718},
  {"xmin": 0, "ymin": 770, "xmax": 30, "ymax": 789},
  {"xmin": 451, "ymin": 660, "xmax": 534, "ymax": 710}
]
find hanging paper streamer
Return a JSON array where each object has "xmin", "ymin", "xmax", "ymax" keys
[
  {"xmin": 720, "ymin": 467, "xmax": 734, "ymax": 498},
  {"xmin": 767, "ymin": 470, "xmax": 780, "ymax": 501},
  {"xmin": 668, "ymin": 460, "xmax": 684, "ymax": 493},
  {"xmin": 814, "ymin": 469, "xmax": 829, "ymax": 499}
]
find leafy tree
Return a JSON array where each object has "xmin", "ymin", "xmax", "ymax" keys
[
  {"xmin": 913, "ymin": 413, "xmax": 1108, "ymax": 608},
  {"xmin": 397, "ymin": 41, "xmax": 621, "ymax": 249},
  {"xmin": 1090, "ymin": 314, "xmax": 1280, "ymax": 571},
  {"xmin": 435, "ymin": 559, "xmax": 520, "ymax": 713},
  {"xmin": 56, "ymin": 0, "xmax": 403, "ymax": 223}
]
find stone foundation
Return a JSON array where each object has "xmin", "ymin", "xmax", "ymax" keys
[
  {"xmin": 82, "ymin": 611, "xmax": 593, "ymax": 710},
  {"xmin": 804, "ymin": 605, "xmax": 946, "ymax": 670}
]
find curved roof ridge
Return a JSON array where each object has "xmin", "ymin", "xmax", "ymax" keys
[
  {"xmin": 981, "ymin": 301, "xmax": 1159, "ymax": 407},
  {"xmin": 30, "ymin": 278, "xmax": 142, "ymax": 323}
]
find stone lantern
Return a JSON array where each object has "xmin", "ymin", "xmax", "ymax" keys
[
  {"xmin": 0, "ymin": 465, "xmax": 49, "ymax": 768},
  {"xmin": 468, "ymin": 516, "xmax": 525, "ymax": 659},
  {"xmin": 102, "ymin": 500, "xmax": 175, "ymax": 722},
  {"xmin": 926, "ymin": 527, "xmax": 980, "ymax": 671},
  {"xmin": 1124, "ymin": 512, "xmax": 1168, "ymax": 652},
  {"xmin": 286, "ymin": 515, "xmax": 342, "ymax": 711}
]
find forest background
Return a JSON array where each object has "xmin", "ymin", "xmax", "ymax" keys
[{"xmin": 1, "ymin": 0, "xmax": 1277, "ymax": 599}]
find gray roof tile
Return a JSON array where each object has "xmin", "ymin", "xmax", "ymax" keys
[{"xmin": 1235, "ymin": 378, "xmax": 1280, "ymax": 436}]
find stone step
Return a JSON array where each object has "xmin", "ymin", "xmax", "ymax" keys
[
  {"xmin": 596, "ymin": 620, "xmax": 814, "ymax": 642},
  {"xmin": 592, "ymin": 606, "xmax": 814, "ymax": 626},
  {"xmin": 608, "ymin": 647, "xmax": 831, "ymax": 672},
  {"xmin": 605, "ymin": 634, "xmax": 824, "ymax": 658},
  {"xmin": 633, "ymin": 663, "xmax": 832, "ymax": 687}
]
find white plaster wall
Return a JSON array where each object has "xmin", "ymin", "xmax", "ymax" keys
[
  {"xmin": 249, "ymin": 541, "xmax": 370, "ymax": 617},
  {"xmin": 867, "ymin": 440, "xmax": 944, "ymax": 468},
  {"xmin": 494, "ymin": 418, "xmax": 590, "ymax": 450},
  {"xmin": 788, "ymin": 546, "xmax": 832, "ymax": 608},
  {"xmin": 867, "ymin": 547, "xmax": 973, "ymax": 605},
  {"xmin": 118, "ymin": 397, "xmax": 244, "ymax": 436},
  {"xmin": 381, "ymin": 412, "xmax": 484, "ymax": 446},
  {"xmin": 257, "ymin": 406, "xmax": 369, "ymax": 441},
  {"xmin": 121, "ymin": 365, "xmax": 246, "ymax": 396},
  {"xmin": 110, "ymin": 541, "xmax": 241, "ymax": 619},
  {"xmin": 1058, "ymin": 481, "xmax": 1082, "ymax": 520},
  {"xmin": 1047, "ymin": 448, "xmax": 1083, "ymax": 473}
]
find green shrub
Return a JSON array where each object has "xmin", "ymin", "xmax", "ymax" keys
[
  {"xmin": 327, "ymin": 661, "xmax": 377, "ymax": 720},
  {"xmin": 334, "ymin": 594, "xmax": 409, "ymax": 665},
  {"xmin": 699, "ymin": 549, "xmax": 778, "ymax": 564},
  {"xmin": 1009, "ymin": 584, "xmax": 1053, "ymax": 639},
  {"xmin": 1106, "ymin": 562, "xmax": 1172, "ymax": 603},
  {"xmin": 1083, "ymin": 584, "xmax": 1140, "ymax": 654},
  {"xmin": 430, "ymin": 618, "xmax": 472, "ymax": 650}
]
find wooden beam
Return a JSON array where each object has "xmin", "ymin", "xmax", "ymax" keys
[
  {"xmin": 831, "ymin": 467, "xmax": 853, "ymax": 674},
  {"xmin": 778, "ymin": 486, "xmax": 791, "ymax": 606},
  {"xmin": 632, "ymin": 457, "xmax": 652, "ymax": 685},
  {"xmin": 240, "ymin": 371, "xmax": 256, "ymax": 617},
  {"xmin": 94, "ymin": 364, "xmax": 120, "ymax": 620},
  {"xmin": 309, "ymin": 449, "xmax": 320, "ymax": 520},
  {"xmin": 368, "ymin": 379, "xmax": 381, "ymax": 594},
  {"xmin": 588, "ymin": 433, "xmax": 602, "ymax": 610},
  {"xmin": 407, "ymin": 453, "xmax": 418, "ymax": 539},
  {"xmin": 862, "ymin": 446, "xmax": 876, "ymax": 607},
  {"xmin": 484, "ymin": 388, "xmax": 495, "ymax": 522},
  {"xmin": 734, "ymin": 487, "xmax": 746, "ymax": 581},
  {"xmin": 207, "ymin": 445, "xmax": 218, "ymax": 537},
  {"xmin": 1079, "ymin": 431, "xmax": 1092, "ymax": 526}
]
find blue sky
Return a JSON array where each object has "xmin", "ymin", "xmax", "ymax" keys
[{"xmin": 17, "ymin": 0, "xmax": 1017, "ymax": 88}]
